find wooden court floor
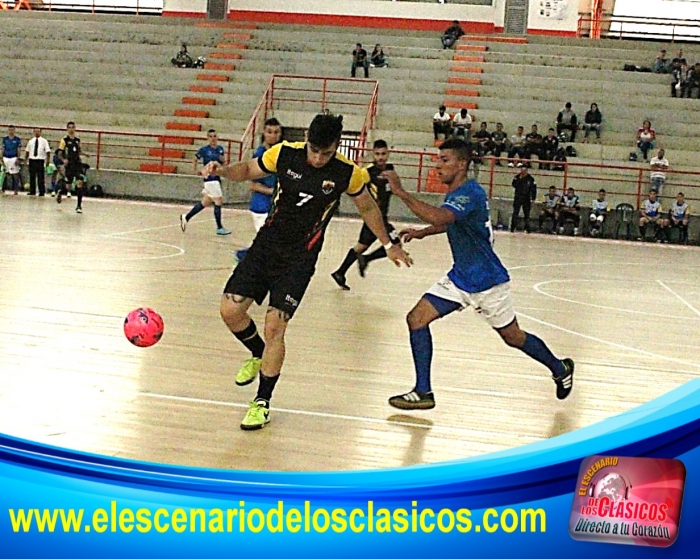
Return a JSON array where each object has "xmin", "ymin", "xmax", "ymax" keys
[{"xmin": 0, "ymin": 194, "xmax": 698, "ymax": 471}]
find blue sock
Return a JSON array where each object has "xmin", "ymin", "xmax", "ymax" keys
[
  {"xmin": 410, "ymin": 327, "xmax": 433, "ymax": 393},
  {"xmin": 214, "ymin": 205, "xmax": 223, "ymax": 228},
  {"xmin": 185, "ymin": 201, "xmax": 204, "ymax": 222},
  {"xmin": 520, "ymin": 333, "xmax": 565, "ymax": 377}
]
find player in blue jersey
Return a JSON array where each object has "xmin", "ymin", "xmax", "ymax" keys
[
  {"xmin": 180, "ymin": 129, "xmax": 230, "ymax": 235},
  {"xmin": 384, "ymin": 138, "xmax": 574, "ymax": 409},
  {"xmin": 1, "ymin": 125, "xmax": 22, "ymax": 194},
  {"xmin": 235, "ymin": 118, "xmax": 283, "ymax": 262}
]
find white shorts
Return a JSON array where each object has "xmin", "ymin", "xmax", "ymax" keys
[
  {"xmin": 201, "ymin": 179, "xmax": 223, "ymax": 199},
  {"xmin": 3, "ymin": 157, "xmax": 20, "ymax": 175},
  {"xmin": 426, "ymin": 276, "xmax": 516, "ymax": 329},
  {"xmin": 251, "ymin": 211, "xmax": 267, "ymax": 232}
]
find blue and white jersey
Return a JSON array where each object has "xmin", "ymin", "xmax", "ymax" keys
[
  {"xmin": 671, "ymin": 202, "xmax": 689, "ymax": 220},
  {"xmin": 249, "ymin": 144, "xmax": 277, "ymax": 214},
  {"xmin": 442, "ymin": 180, "xmax": 510, "ymax": 293},
  {"xmin": 196, "ymin": 144, "xmax": 225, "ymax": 182},
  {"xmin": 543, "ymin": 193, "xmax": 560, "ymax": 209},
  {"xmin": 643, "ymin": 199, "xmax": 661, "ymax": 218},
  {"xmin": 2, "ymin": 136, "xmax": 21, "ymax": 158},
  {"xmin": 591, "ymin": 198, "xmax": 609, "ymax": 214}
]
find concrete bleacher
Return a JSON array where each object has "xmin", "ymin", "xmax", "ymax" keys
[{"xmin": 1, "ymin": 10, "xmax": 699, "ymax": 230}]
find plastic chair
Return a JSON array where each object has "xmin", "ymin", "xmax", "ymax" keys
[{"xmin": 614, "ymin": 203, "xmax": 635, "ymax": 240}]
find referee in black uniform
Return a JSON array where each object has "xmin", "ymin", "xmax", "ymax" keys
[
  {"xmin": 331, "ymin": 139, "xmax": 400, "ymax": 290},
  {"xmin": 510, "ymin": 163, "xmax": 537, "ymax": 233}
]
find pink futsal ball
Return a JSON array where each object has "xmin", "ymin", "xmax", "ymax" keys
[{"xmin": 123, "ymin": 307, "xmax": 164, "ymax": 348}]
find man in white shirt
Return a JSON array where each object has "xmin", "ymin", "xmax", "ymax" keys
[
  {"xmin": 24, "ymin": 128, "xmax": 51, "ymax": 196},
  {"xmin": 451, "ymin": 108, "xmax": 473, "ymax": 140},
  {"xmin": 649, "ymin": 148, "xmax": 669, "ymax": 197},
  {"xmin": 432, "ymin": 105, "xmax": 451, "ymax": 141}
]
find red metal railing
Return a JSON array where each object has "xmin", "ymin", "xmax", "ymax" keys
[{"xmin": 577, "ymin": 15, "xmax": 700, "ymax": 42}]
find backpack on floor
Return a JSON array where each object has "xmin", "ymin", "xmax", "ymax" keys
[{"xmin": 88, "ymin": 184, "xmax": 104, "ymax": 198}]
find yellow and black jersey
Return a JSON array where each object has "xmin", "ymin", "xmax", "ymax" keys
[
  {"xmin": 366, "ymin": 162, "xmax": 394, "ymax": 218},
  {"xmin": 58, "ymin": 135, "xmax": 81, "ymax": 163},
  {"xmin": 258, "ymin": 141, "xmax": 369, "ymax": 252}
]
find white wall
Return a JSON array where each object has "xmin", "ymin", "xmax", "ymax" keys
[
  {"xmin": 528, "ymin": 0, "xmax": 580, "ymax": 33},
  {"xmin": 614, "ymin": 0, "xmax": 700, "ymax": 19},
  {"xmin": 164, "ymin": 0, "xmax": 206, "ymax": 14}
]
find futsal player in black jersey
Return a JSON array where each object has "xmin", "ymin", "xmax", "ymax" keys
[
  {"xmin": 201, "ymin": 114, "xmax": 412, "ymax": 430},
  {"xmin": 331, "ymin": 139, "xmax": 400, "ymax": 290}
]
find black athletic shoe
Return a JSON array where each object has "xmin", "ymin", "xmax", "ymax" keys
[
  {"xmin": 56, "ymin": 191, "xmax": 62, "ymax": 204},
  {"xmin": 357, "ymin": 254, "xmax": 368, "ymax": 277},
  {"xmin": 389, "ymin": 390, "xmax": 435, "ymax": 410},
  {"xmin": 553, "ymin": 358, "xmax": 574, "ymax": 400},
  {"xmin": 331, "ymin": 271, "xmax": 350, "ymax": 291}
]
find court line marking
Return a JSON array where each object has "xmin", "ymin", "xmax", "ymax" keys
[
  {"xmin": 657, "ymin": 280, "xmax": 700, "ymax": 318},
  {"xmin": 138, "ymin": 392, "xmax": 538, "ymax": 441},
  {"xmin": 532, "ymin": 279, "xmax": 700, "ymax": 320},
  {"xmin": 515, "ymin": 311, "xmax": 700, "ymax": 370}
]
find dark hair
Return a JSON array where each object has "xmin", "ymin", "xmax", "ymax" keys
[
  {"xmin": 549, "ymin": 185, "xmax": 556, "ymax": 190},
  {"xmin": 207, "ymin": 128, "xmax": 216, "ymax": 134},
  {"xmin": 373, "ymin": 139, "xmax": 388, "ymax": 149},
  {"xmin": 678, "ymin": 192, "xmax": 685, "ymax": 196},
  {"xmin": 67, "ymin": 121, "xmax": 75, "ymax": 127},
  {"xmin": 438, "ymin": 138, "xmax": 471, "ymax": 162},
  {"xmin": 264, "ymin": 117, "xmax": 281, "ymax": 128},
  {"xmin": 565, "ymin": 102, "xmax": 572, "ymax": 109},
  {"xmin": 439, "ymin": 105, "xmax": 446, "ymax": 111},
  {"xmin": 599, "ymin": 189, "xmax": 606, "ymax": 193},
  {"xmin": 650, "ymin": 188, "xmax": 657, "ymax": 194},
  {"xmin": 307, "ymin": 114, "xmax": 343, "ymax": 148},
  {"xmin": 548, "ymin": 127, "xmax": 555, "ymax": 132}
]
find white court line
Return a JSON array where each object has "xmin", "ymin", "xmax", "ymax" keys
[
  {"xmin": 531, "ymin": 279, "xmax": 697, "ymax": 320},
  {"xmin": 657, "ymin": 280, "xmax": 700, "ymax": 318},
  {"xmin": 139, "ymin": 392, "xmax": 536, "ymax": 440},
  {"xmin": 104, "ymin": 223, "xmax": 185, "ymax": 238},
  {"xmin": 515, "ymin": 311, "xmax": 700, "ymax": 370}
]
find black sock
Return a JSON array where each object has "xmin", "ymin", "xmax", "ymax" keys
[
  {"xmin": 76, "ymin": 186, "xmax": 84, "ymax": 209},
  {"xmin": 186, "ymin": 201, "xmax": 204, "ymax": 222},
  {"xmin": 256, "ymin": 371, "xmax": 279, "ymax": 402},
  {"xmin": 336, "ymin": 249, "xmax": 358, "ymax": 275},
  {"xmin": 365, "ymin": 246, "xmax": 387, "ymax": 263},
  {"xmin": 233, "ymin": 319, "xmax": 265, "ymax": 358},
  {"xmin": 214, "ymin": 205, "xmax": 223, "ymax": 229}
]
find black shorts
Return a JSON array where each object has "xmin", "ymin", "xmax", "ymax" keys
[
  {"xmin": 357, "ymin": 220, "xmax": 399, "ymax": 247},
  {"xmin": 65, "ymin": 162, "xmax": 83, "ymax": 184},
  {"xmin": 223, "ymin": 239, "xmax": 317, "ymax": 318}
]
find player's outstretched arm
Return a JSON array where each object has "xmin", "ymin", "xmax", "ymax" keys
[
  {"xmin": 201, "ymin": 158, "xmax": 268, "ymax": 182},
  {"xmin": 399, "ymin": 224, "xmax": 448, "ymax": 243},
  {"xmin": 384, "ymin": 170, "xmax": 455, "ymax": 227},
  {"xmin": 353, "ymin": 188, "xmax": 412, "ymax": 268}
]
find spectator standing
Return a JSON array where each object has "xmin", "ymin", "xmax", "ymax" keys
[
  {"xmin": 23, "ymin": 128, "xmax": 51, "ymax": 197},
  {"xmin": 510, "ymin": 164, "xmax": 537, "ymax": 233},
  {"xmin": 451, "ymin": 108, "xmax": 472, "ymax": 140},
  {"xmin": 433, "ymin": 105, "xmax": 452, "ymax": 141},
  {"xmin": 649, "ymin": 149, "xmax": 669, "ymax": 196},
  {"xmin": 351, "ymin": 43, "xmax": 369, "ymax": 78},
  {"xmin": 1, "ymin": 125, "xmax": 22, "ymax": 194},
  {"xmin": 441, "ymin": 20, "xmax": 465, "ymax": 49},
  {"xmin": 557, "ymin": 187, "xmax": 581, "ymax": 235},
  {"xmin": 556, "ymin": 102, "xmax": 578, "ymax": 142},
  {"xmin": 370, "ymin": 44, "xmax": 388, "ymax": 68},
  {"xmin": 636, "ymin": 120, "xmax": 656, "ymax": 162},
  {"xmin": 540, "ymin": 128, "xmax": 558, "ymax": 170},
  {"xmin": 582, "ymin": 103, "xmax": 603, "ymax": 142},
  {"xmin": 671, "ymin": 62, "xmax": 689, "ymax": 98}
]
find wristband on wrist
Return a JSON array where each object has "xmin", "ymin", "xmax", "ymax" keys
[{"xmin": 383, "ymin": 241, "xmax": 395, "ymax": 250}]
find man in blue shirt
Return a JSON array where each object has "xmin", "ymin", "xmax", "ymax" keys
[
  {"xmin": 180, "ymin": 129, "xmax": 230, "ymax": 235},
  {"xmin": 236, "ymin": 118, "xmax": 282, "ymax": 261},
  {"xmin": 384, "ymin": 138, "xmax": 574, "ymax": 409},
  {"xmin": 1, "ymin": 125, "xmax": 23, "ymax": 194}
]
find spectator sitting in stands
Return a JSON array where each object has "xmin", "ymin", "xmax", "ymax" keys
[
  {"xmin": 351, "ymin": 43, "xmax": 369, "ymax": 78},
  {"xmin": 649, "ymin": 148, "xmax": 669, "ymax": 196},
  {"xmin": 451, "ymin": 108, "xmax": 473, "ymax": 140},
  {"xmin": 672, "ymin": 62, "xmax": 689, "ymax": 98},
  {"xmin": 685, "ymin": 63, "xmax": 700, "ymax": 99},
  {"xmin": 441, "ymin": 20, "xmax": 465, "ymax": 49},
  {"xmin": 556, "ymin": 102, "xmax": 578, "ymax": 142},
  {"xmin": 508, "ymin": 126, "xmax": 526, "ymax": 166},
  {"xmin": 654, "ymin": 49, "xmax": 670, "ymax": 74},
  {"xmin": 491, "ymin": 122, "xmax": 508, "ymax": 165},
  {"xmin": 539, "ymin": 186, "xmax": 560, "ymax": 233},
  {"xmin": 552, "ymin": 147, "xmax": 567, "ymax": 171},
  {"xmin": 557, "ymin": 187, "xmax": 581, "ymax": 235},
  {"xmin": 582, "ymin": 103, "xmax": 603, "ymax": 142},
  {"xmin": 171, "ymin": 43, "xmax": 193, "ymax": 68},
  {"xmin": 639, "ymin": 188, "xmax": 669, "ymax": 242},
  {"xmin": 588, "ymin": 189, "xmax": 610, "ymax": 237},
  {"xmin": 524, "ymin": 124, "xmax": 543, "ymax": 168},
  {"xmin": 669, "ymin": 192, "xmax": 690, "ymax": 244},
  {"xmin": 472, "ymin": 121, "xmax": 494, "ymax": 155},
  {"xmin": 370, "ymin": 44, "xmax": 388, "ymax": 68},
  {"xmin": 670, "ymin": 49, "xmax": 687, "ymax": 72},
  {"xmin": 433, "ymin": 105, "xmax": 452, "ymax": 141},
  {"xmin": 636, "ymin": 120, "xmax": 656, "ymax": 162},
  {"xmin": 540, "ymin": 128, "xmax": 558, "ymax": 170}
]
